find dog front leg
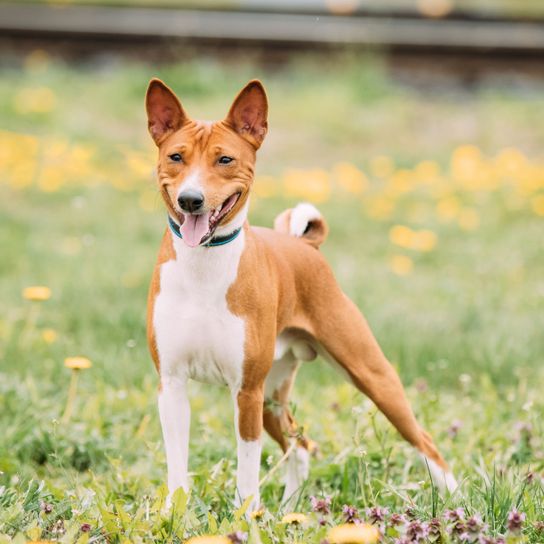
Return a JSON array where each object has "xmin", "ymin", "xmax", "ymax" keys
[
  {"xmin": 233, "ymin": 386, "xmax": 264, "ymax": 513},
  {"xmin": 158, "ymin": 374, "xmax": 190, "ymax": 506}
]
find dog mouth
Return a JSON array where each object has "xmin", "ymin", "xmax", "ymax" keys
[{"xmin": 179, "ymin": 192, "xmax": 240, "ymax": 248}]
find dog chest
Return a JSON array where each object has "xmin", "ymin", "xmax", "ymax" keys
[{"xmin": 153, "ymin": 236, "xmax": 246, "ymax": 388}]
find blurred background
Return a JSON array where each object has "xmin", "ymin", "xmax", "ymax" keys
[{"xmin": 1, "ymin": 1, "xmax": 544, "ymax": 540}]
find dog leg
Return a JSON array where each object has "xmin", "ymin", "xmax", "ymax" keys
[
  {"xmin": 158, "ymin": 374, "xmax": 190, "ymax": 506},
  {"xmin": 233, "ymin": 386, "xmax": 264, "ymax": 513},
  {"xmin": 263, "ymin": 352, "xmax": 312, "ymax": 506},
  {"xmin": 314, "ymin": 294, "xmax": 457, "ymax": 493}
]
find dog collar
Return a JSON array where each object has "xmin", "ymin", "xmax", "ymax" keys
[{"xmin": 168, "ymin": 215, "xmax": 242, "ymax": 247}]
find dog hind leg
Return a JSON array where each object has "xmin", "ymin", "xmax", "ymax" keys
[
  {"xmin": 263, "ymin": 351, "xmax": 313, "ymax": 506},
  {"xmin": 314, "ymin": 294, "xmax": 457, "ymax": 493}
]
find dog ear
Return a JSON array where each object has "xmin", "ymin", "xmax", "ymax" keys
[
  {"xmin": 225, "ymin": 80, "xmax": 268, "ymax": 149},
  {"xmin": 145, "ymin": 79, "xmax": 188, "ymax": 145}
]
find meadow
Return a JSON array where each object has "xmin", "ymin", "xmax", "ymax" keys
[{"xmin": 0, "ymin": 50, "xmax": 543, "ymax": 543}]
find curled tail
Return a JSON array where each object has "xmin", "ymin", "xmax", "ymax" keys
[{"xmin": 273, "ymin": 202, "xmax": 329, "ymax": 249}]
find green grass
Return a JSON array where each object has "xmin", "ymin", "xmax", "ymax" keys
[{"xmin": 1, "ymin": 51, "xmax": 543, "ymax": 542}]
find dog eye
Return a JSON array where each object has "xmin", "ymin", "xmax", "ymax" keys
[
  {"xmin": 218, "ymin": 156, "xmax": 233, "ymax": 165},
  {"xmin": 169, "ymin": 153, "xmax": 183, "ymax": 162}
]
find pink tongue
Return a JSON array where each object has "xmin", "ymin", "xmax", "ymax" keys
[{"xmin": 179, "ymin": 212, "xmax": 211, "ymax": 248}]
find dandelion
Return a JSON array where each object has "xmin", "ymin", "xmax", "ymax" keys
[
  {"xmin": 14, "ymin": 86, "xmax": 57, "ymax": 114},
  {"xmin": 249, "ymin": 508, "xmax": 264, "ymax": 520},
  {"xmin": 281, "ymin": 512, "xmax": 308, "ymax": 524},
  {"xmin": 370, "ymin": 155, "xmax": 395, "ymax": 178},
  {"xmin": 389, "ymin": 255, "xmax": 413, "ymax": 276},
  {"xmin": 333, "ymin": 162, "xmax": 368, "ymax": 194},
  {"xmin": 328, "ymin": 523, "xmax": 380, "ymax": 544},
  {"xmin": 62, "ymin": 357, "xmax": 92, "ymax": 423},
  {"xmin": 22, "ymin": 286, "xmax": 51, "ymax": 301},
  {"xmin": 506, "ymin": 509, "xmax": 525, "ymax": 534},
  {"xmin": 531, "ymin": 195, "xmax": 544, "ymax": 216},
  {"xmin": 41, "ymin": 328, "xmax": 58, "ymax": 344}
]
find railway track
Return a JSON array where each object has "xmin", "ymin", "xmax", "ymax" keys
[{"xmin": 1, "ymin": 2, "xmax": 544, "ymax": 54}]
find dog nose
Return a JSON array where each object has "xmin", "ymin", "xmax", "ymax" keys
[{"xmin": 178, "ymin": 190, "xmax": 204, "ymax": 213}]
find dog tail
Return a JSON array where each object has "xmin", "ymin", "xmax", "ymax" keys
[{"xmin": 273, "ymin": 202, "xmax": 329, "ymax": 249}]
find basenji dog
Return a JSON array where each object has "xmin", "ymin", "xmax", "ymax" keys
[{"xmin": 145, "ymin": 78, "xmax": 457, "ymax": 512}]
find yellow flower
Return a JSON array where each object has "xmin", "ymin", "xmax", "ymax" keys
[
  {"xmin": 184, "ymin": 537, "xmax": 231, "ymax": 544},
  {"xmin": 389, "ymin": 225, "xmax": 414, "ymax": 249},
  {"xmin": 450, "ymin": 145, "xmax": 482, "ymax": 183},
  {"xmin": 389, "ymin": 255, "xmax": 413, "ymax": 276},
  {"xmin": 364, "ymin": 197, "xmax": 395, "ymax": 220},
  {"xmin": 22, "ymin": 286, "xmax": 51, "ymax": 301},
  {"xmin": 414, "ymin": 160, "xmax": 440, "ymax": 183},
  {"xmin": 14, "ymin": 86, "xmax": 57, "ymax": 114},
  {"xmin": 333, "ymin": 162, "xmax": 368, "ymax": 194},
  {"xmin": 283, "ymin": 168, "xmax": 331, "ymax": 203},
  {"xmin": 281, "ymin": 512, "xmax": 308, "ymax": 524},
  {"xmin": 436, "ymin": 196, "xmax": 460, "ymax": 222},
  {"xmin": 531, "ymin": 195, "xmax": 544, "ymax": 216},
  {"xmin": 249, "ymin": 508, "xmax": 265, "ymax": 519},
  {"xmin": 328, "ymin": 523, "xmax": 380, "ymax": 543},
  {"xmin": 369, "ymin": 155, "xmax": 394, "ymax": 178},
  {"xmin": 253, "ymin": 175, "xmax": 277, "ymax": 199},
  {"xmin": 24, "ymin": 49, "xmax": 50, "ymax": 73},
  {"xmin": 64, "ymin": 357, "xmax": 92, "ymax": 370},
  {"xmin": 41, "ymin": 329, "xmax": 58, "ymax": 344},
  {"xmin": 412, "ymin": 229, "xmax": 437, "ymax": 252},
  {"xmin": 458, "ymin": 208, "xmax": 480, "ymax": 230}
]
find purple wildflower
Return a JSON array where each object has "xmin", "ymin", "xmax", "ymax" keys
[
  {"xmin": 342, "ymin": 504, "xmax": 361, "ymax": 524},
  {"xmin": 427, "ymin": 518, "xmax": 442, "ymax": 542},
  {"xmin": 406, "ymin": 520, "xmax": 428, "ymax": 542},
  {"xmin": 310, "ymin": 495, "xmax": 331, "ymax": 515},
  {"xmin": 80, "ymin": 523, "xmax": 91, "ymax": 533},
  {"xmin": 506, "ymin": 509, "xmax": 525, "ymax": 534},
  {"xmin": 40, "ymin": 501, "xmax": 53, "ymax": 514},
  {"xmin": 366, "ymin": 506, "xmax": 389, "ymax": 525},
  {"xmin": 227, "ymin": 531, "xmax": 247, "ymax": 544},
  {"xmin": 389, "ymin": 512, "xmax": 408, "ymax": 527},
  {"xmin": 404, "ymin": 506, "xmax": 417, "ymax": 520},
  {"xmin": 448, "ymin": 420, "xmax": 463, "ymax": 439}
]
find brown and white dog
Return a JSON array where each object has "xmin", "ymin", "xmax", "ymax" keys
[{"xmin": 145, "ymin": 79, "xmax": 457, "ymax": 511}]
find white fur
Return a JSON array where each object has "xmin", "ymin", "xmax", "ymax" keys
[
  {"xmin": 177, "ymin": 168, "xmax": 204, "ymax": 197},
  {"xmin": 154, "ymin": 225, "xmax": 246, "ymax": 388},
  {"xmin": 289, "ymin": 202, "xmax": 322, "ymax": 237},
  {"xmin": 422, "ymin": 455, "xmax": 458, "ymax": 493},
  {"xmin": 282, "ymin": 445, "xmax": 310, "ymax": 506},
  {"xmin": 233, "ymin": 400, "xmax": 262, "ymax": 512},
  {"xmin": 158, "ymin": 376, "xmax": 190, "ymax": 502}
]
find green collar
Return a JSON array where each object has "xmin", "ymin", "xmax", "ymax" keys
[{"xmin": 168, "ymin": 215, "xmax": 242, "ymax": 247}]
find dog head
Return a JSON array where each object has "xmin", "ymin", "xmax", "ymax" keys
[{"xmin": 145, "ymin": 79, "xmax": 268, "ymax": 247}]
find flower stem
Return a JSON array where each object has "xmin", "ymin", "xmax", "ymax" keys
[{"xmin": 62, "ymin": 370, "xmax": 79, "ymax": 423}]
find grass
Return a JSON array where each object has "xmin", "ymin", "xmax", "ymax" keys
[{"xmin": 0, "ymin": 50, "xmax": 544, "ymax": 543}]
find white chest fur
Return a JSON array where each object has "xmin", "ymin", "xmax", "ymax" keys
[{"xmin": 153, "ymin": 231, "xmax": 246, "ymax": 389}]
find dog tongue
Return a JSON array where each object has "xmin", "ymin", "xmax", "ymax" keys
[{"xmin": 179, "ymin": 212, "xmax": 211, "ymax": 248}]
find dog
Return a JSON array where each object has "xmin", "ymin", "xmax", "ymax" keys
[{"xmin": 145, "ymin": 78, "xmax": 457, "ymax": 512}]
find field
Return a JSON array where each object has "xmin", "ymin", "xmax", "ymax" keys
[{"xmin": 1, "ymin": 50, "xmax": 544, "ymax": 543}]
